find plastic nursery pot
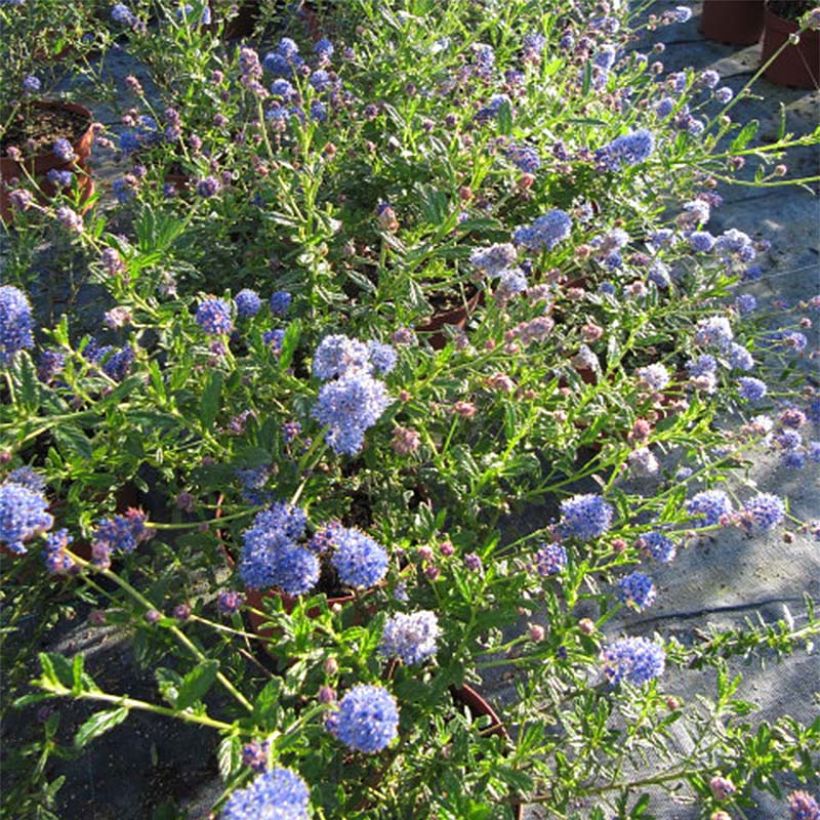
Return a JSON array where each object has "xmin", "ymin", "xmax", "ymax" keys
[
  {"xmin": 245, "ymin": 588, "xmax": 357, "ymax": 638},
  {"xmin": 761, "ymin": 9, "xmax": 820, "ymax": 89},
  {"xmin": 450, "ymin": 684, "xmax": 525, "ymax": 820},
  {"xmin": 416, "ymin": 287, "xmax": 483, "ymax": 350},
  {"xmin": 699, "ymin": 0, "xmax": 766, "ymax": 45},
  {"xmin": 0, "ymin": 100, "xmax": 95, "ymax": 224}
]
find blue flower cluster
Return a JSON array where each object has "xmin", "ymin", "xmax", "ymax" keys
[
  {"xmin": 234, "ymin": 289, "xmax": 262, "ymax": 319},
  {"xmin": 195, "ymin": 297, "xmax": 234, "ymax": 335},
  {"xmin": 596, "ymin": 129, "xmax": 655, "ymax": 171},
  {"xmin": 617, "ymin": 572, "xmax": 656, "ymax": 611},
  {"xmin": 601, "ymin": 637, "xmax": 665, "ymax": 685},
  {"xmin": 505, "ymin": 143, "xmax": 541, "ymax": 173},
  {"xmin": 330, "ymin": 685, "xmax": 399, "ymax": 754},
  {"xmin": 330, "ymin": 528, "xmax": 389, "ymax": 589},
  {"xmin": 470, "ymin": 243, "xmax": 518, "ymax": 277},
  {"xmin": 513, "ymin": 210, "xmax": 573, "ymax": 251},
  {"xmin": 637, "ymin": 531, "xmax": 676, "ymax": 563},
  {"xmin": 264, "ymin": 37, "xmax": 304, "ymax": 77},
  {"xmin": 379, "ymin": 610, "xmax": 440, "ymax": 665},
  {"xmin": 222, "ymin": 767, "xmax": 310, "ymax": 820},
  {"xmin": 0, "ymin": 480, "xmax": 53, "ymax": 554},
  {"xmin": 311, "ymin": 335, "xmax": 393, "ymax": 456},
  {"xmin": 741, "ymin": 493, "xmax": 785, "ymax": 532},
  {"xmin": 560, "ymin": 494, "xmax": 614, "ymax": 541},
  {"xmin": 92, "ymin": 509, "xmax": 151, "ymax": 566},
  {"xmin": 238, "ymin": 503, "xmax": 313, "ymax": 592},
  {"xmin": 0, "ymin": 286, "xmax": 35, "ymax": 367},
  {"xmin": 43, "ymin": 529, "xmax": 75, "ymax": 574},
  {"xmin": 686, "ymin": 489, "xmax": 731, "ymax": 526},
  {"xmin": 534, "ymin": 542, "xmax": 568, "ymax": 576}
]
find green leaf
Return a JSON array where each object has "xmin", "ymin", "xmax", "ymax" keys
[
  {"xmin": 175, "ymin": 660, "xmax": 219, "ymax": 710},
  {"xmin": 217, "ymin": 735, "xmax": 242, "ymax": 781},
  {"xmin": 54, "ymin": 424, "xmax": 93, "ymax": 461},
  {"xmin": 278, "ymin": 320, "xmax": 302, "ymax": 371},
  {"xmin": 199, "ymin": 372, "xmax": 223, "ymax": 431},
  {"xmin": 730, "ymin": 120, "xmax": 759, "ymax": 152},
  {"xmin": 74, "ymin": 707, "xmax": 129, "ymax": 748}
]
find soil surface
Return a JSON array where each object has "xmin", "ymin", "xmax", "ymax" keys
[{"xmin": 2, "ymin": 104, "xmax": 90, "ymax": 157}]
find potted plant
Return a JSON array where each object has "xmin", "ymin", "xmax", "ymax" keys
[
  {"xmin": 699, "ymin": 0, "xmax": 766, "ymax": 45},
  {"xmin": 761, "ymin": 1, "xmax": 820, "ymax": 88},
  {"xmin": 0, "ymin": 100, "xmax": 96, "ymax": 223}
]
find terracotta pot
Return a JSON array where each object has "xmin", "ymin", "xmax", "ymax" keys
[
  {"xmin": 211, "ymin": 0, "xmax": 258, "ymax": 39},
  {"xmin": 761, "ymin": 9, "xmax": 820, "ymax": 88},
  {"xmin": 450, "ymin": 685, "xmax": 524, "ymax": 820},
  {"xmin": 1, "ymin": 101, "xmax": 95, "ymax": 224},
  {"xmin": 700, "ymin": 0, "xmax": 765, "ymax": 45},
  {"xmin": 416, "ymin": 288, "xmax": 483, "ymax": 350},
  {"xmin": 245, "ymin": 587, "xmax": 356, "ymax": 637}
]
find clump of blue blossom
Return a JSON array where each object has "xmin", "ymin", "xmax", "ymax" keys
[
  {"xmin": 560, "ymin": 494, "xmax": 614, "ymax": 541},
  {"xmin": 596, "ymin": 129, "xmax": 655, "ymax": 171},
  {"xmin": 617, "ymin": 572, "xmax": 656, "ymax": 611},
  {"xmin": 740, "ymin": 493, "xmax": 785, "ymax": 533},
  {"xmin": 637, "ymin": 531, "xmax": 677, "ymax": 563},
  {"xmin": 534, "ymin": 542, "xmax": 568, "ymax": 576},
  {"xmin": 513, "ymin": 210, "xmax": 572, "ymax": 251},
  {"xmin": 0, "ymin": 286, "xmax": 35, "ymax": 367},
  {"xmin": 195, "ymin": 297, "xmax": 233, "ymax": 335},
  {"xmin": 0, "ymin": 480, "xmax": 53, "ymax": 554},
  {"xmin": 686, "ymin": 490, "xmax": 732, "ymax": 527},
  {"xmin": 601, "ymin": 637, "xmax": 665, "ymax": 685},
  {"xmin": 380, "ymin": 610, "xmax": 440, "ymax": 665},
  {"xmin": 329, "ymin": 685, "xmax": 399, "ymax": 754},
  {"xmin": 222, "ymin": 767, "xmax": 310, "ymax": 819},
  {"xmin": 330, "ymin": 528, "xmax": 389, "ymax": 589}
]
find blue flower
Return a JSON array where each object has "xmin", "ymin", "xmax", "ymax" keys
[
  {"xmin": 513, "ymin": 210, "xmax": 572, "ymax": 251},
  {"xmin": 741, "ymin": 493, "xmax": 785, "ymax": 532},
  {"xmin": 0, "ymin": 482, "xmax": 53, "ymax": 554},
  {"xmin": 331, "ymin": 685, "xmax": 399, "ymax": 754},
  {"xmin": 37, "ymin": 349, "xmax": 65, "ymax": 383},
  {"xmin": 43, "ymin": 529, "xmax": 75, "ymax": 574},
  {"xmin": 475, "ymin": 94, "xmax": 511, "ymax": 123},
  {"xmin": 505, "ymin": 143, "xmax": 541, "ymax": 173},
  {"xmin": 788, "ymin": 790, "xmax": 819, "ymax": 820},
  {"xmin": 312, "ymin": 371, "xmax": 390, "ymax": 456},
  {"xmin": 235, "ymin": 289, "xmax": 262, "ymax": 319},
  {"xmin": 735, "ymin": 294, "xmax": 757, "ymax": 315},
  {"xmin": 22, "ymin": 74, "xmax": 41, "ymax": 93},
  {"xmin": 470, "ymin": 243, "xmax": 518, "ymax": 276},
  {"xmin": 92, "ymin": 509, "xmax": 150, "ymax": 556},
  {"xmin": 269, "ymin": 291, "xmax": 292, "ymax": 316},
  {"xmin": 314, "ymin": 38, "xmax": 334, "ymax": 58},
  {"xmin": 196, "ymin": 297, "xmax": 233, "ymax": 335},
  {"xmin": 534, "ymin": 542, "xmax": 567, "ymax": 576},
  {"xmin": 0, "ymin": 286, "xmax": 35, "ymax": 367},
  {"xmin": 6, "ymin": 466, "xmax": 46, "ymax": 492},
  {"xmin": 222, "ymin": 767, "xmax": 310, "ymax": 820},
  {"xmin": 379, "ymin": 610, "xmax": 440, "ymax": 665},
  {"xmin": 367, "ymin": 341, "xmax": 397, "ymax": 375},
  {"xmin": 686, "ymin": 354, "xmax": 717, "ymax": 378},
  {"xmin": 617, "ymin": 572, "xmax": 656, "ymax": 611},
  {"xmin": 331, "ymin": 528, "xmax": 388, "ymax": 588},
  {"xmin": 272, "ymin": 545, "xmax": 320, "ymax": 595},
  {"xmin": 637, "ymin": 531, "xmax": 676, "ymax": 563},
  {"xmin": 312, "ymin": 334, "xmax": 371, "ymax": 381},
  {"xmin": 636, "ymin": 363, "xmax": 671, "ymax": 391},
  {"xmin": 196, "ymin": 176, "xmax": 221, "ymax": 198},
  {"xmin": 111, "ymin": 3, "xmax": 136, "ymax": 26},
  {"xmin": 560, "ymin": 494, "xmax": 614, "ymax": 541},
  {"xmin": 239, "ymin": 504, "xmax": 309, "ymax": 590},
  {"xmin": 738, "ymin": 377, "xmax": 767, "ymax": 402},
  {"xmin": 596, "ymin": 129, "xmax": 655, "ymax": 171},
  {"xmin": 686, "ymin": 490, "xmax": 731, "ymax": 526},
  {"xmin": 695, "ymin": 316, "xmax": 734, "ymax": 351},
  {"xmin": 601, "ymin": 637, "xmax": 665, "ymax": 685},
  {"xmin": 688, "ymin": 231, "xmax": 715, "ymax": 253}
]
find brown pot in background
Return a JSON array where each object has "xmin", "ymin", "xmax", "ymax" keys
[
  {"xmin": 0, "ymin": 101, "xmax": 95, "ymax": 224},
  {"xmin": 245, "ymin": 588, "xmax": 356, "ymax": 637},
  {"xmin": 450, "ymin": 685, "xmax": 524, "ymax": 820},
  {"xmin": 700, "ymin": 0, "xmax": 765, "ymax": 45},
  {"xmin": 417, "ymin": 288, "xmax": 483, "ymax": 350},
  {"xmin": 761, "ymin": 9, "xmax": 820, "ymax": 88}
]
